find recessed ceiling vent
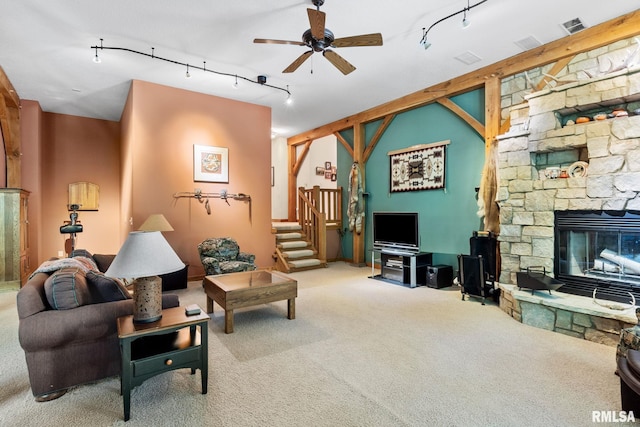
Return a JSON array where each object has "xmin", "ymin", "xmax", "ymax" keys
[
  {"xmin": 454, "ymin": 51, "xmax": 482, "ymax": 65},
  {"xmin": 561, "ymin": 17, "xmax": 587, "ymax": 35},
  {"xmin": 514, "ymin": 35, "xmax": 542, "ymax": 51}
]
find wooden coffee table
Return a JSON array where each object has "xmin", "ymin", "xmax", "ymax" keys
[{"xmin": 203, "ymin": 270, "xmax": 297, "ymax": 333}]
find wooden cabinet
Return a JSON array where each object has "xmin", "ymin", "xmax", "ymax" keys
[{"xmin": 0, "ymin": 188, "xmax": 30, "ymax": 290}]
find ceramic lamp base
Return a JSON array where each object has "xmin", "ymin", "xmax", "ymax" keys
[{"xmin": 132, "ymin": 276, "xmax": 163, "ymax": 323}]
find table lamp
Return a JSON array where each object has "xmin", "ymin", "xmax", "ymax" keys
[
  {"xmin": 106, "ymin": 231, "xmax": 184, "ymax": 323},
  {"xmin": 138, "ymin": 214, "xmax": 174, "ymax": 232}
]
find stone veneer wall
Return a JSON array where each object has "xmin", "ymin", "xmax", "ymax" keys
[{"xmin": 497, "ymin": 66, "xmax": 640, "ymax": 286}]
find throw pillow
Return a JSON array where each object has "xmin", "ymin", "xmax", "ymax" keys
[
  {"xmin": 92, "ymin": 254, "xmax": 115, "ymax": 273},
  {"xmin": 44, "ymin": 268, "xmax": 90, "ymax": 310},
  {"xmin": 86, "ymin": 271, "xmax": 132, "ymax": 303}
]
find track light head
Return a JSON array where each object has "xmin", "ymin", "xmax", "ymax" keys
[
  {"xmin": 462, "ymin": 11, "xmax": 470, "ymax": 28},
  {"xmin": 257, "ymin": 75, "xmax": 267, "ymax": 85},
  {"xmin": 93, "ymin": 53, "xmax": 101, "ymax": 63}
]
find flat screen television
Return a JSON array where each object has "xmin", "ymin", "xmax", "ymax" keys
[{"xmin": 372, "ymin": 212, "xmax": 420, "ymax": 253}]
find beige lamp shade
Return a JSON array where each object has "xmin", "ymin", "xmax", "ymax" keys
[
  {"xmin": 106, "ymin": 231, "xmax": 184, "ymax": 323},
  {"xmin": 138, "ymin": 214, "xmax": 174, "ymax": 232}
]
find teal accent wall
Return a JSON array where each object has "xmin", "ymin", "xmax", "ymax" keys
[{"xmin": 338, "ymin": 89, "xmax": 486, "ymax": 269}]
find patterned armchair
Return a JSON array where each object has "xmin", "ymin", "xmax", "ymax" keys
[{"xmin": 198, "ymin": 237, "xmax": 256, "ymax": 275}]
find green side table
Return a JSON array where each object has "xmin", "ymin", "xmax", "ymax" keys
[{"xmin": 117, "ymin": 306, "xmax": 209, "ymax": 421}]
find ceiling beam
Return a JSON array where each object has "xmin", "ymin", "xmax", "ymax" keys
[
  {"xmin": 0, "ymin": 66, "xmax": 20, "ymax": 109},
  {"xmin": 288, "ymin": 9, "xmax": 640, "ymax": 146}
]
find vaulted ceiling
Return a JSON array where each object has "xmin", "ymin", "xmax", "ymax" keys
[{"xmin": 1, "ymin": 1, "xmax": 638, "ymax": 138}]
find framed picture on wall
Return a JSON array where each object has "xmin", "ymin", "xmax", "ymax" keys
[
  {"xmin": 194, "ymin": 145, "xmax": 229, "ymax": 183},
  {"xmin": 316, "ymin": 167, "xmax": 325, "ymax": 176}
]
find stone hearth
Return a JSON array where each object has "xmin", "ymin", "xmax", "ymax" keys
[{"xmin": 499, "ymin": 284, "xmax": 636, "ymax": 346}]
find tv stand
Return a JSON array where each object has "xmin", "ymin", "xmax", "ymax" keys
[{"xmin": 373, "ymin": 250, "xmax": 432, "ymax": 288}]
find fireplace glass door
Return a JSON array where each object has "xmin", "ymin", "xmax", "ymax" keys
[{"xmin": 555, "ymin": 210, "xmax": 640, "ymax": 302}]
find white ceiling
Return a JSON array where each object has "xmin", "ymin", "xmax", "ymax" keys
[{"xmin": 0, "ymin": 1, "xmax": 638, "ymax": 138}]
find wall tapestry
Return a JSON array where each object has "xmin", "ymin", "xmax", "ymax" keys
[
  {"xmin": 194, "ymin": 144, "xmax": 228, "ymax": 183},
  {"xmin": 389, "ymin": 140, "xmax": 449, "ymax": 192}
]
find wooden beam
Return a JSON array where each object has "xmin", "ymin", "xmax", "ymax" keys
[
  {"xmin": 288, "ymin": 9, "xmax": 640, "ymax": 145},
  {"xmin": 362, "ymin": 114, "xmax": 395, "ymax": 163},
  {"xmin": 0, "ymin": 66, "xmax": 20, "ymax": 109},
  {"xmin": 292, "ymin": 140, "xmax": 312, "ymax": 176},
  {"xmin": 351, "ymin": 123, "xmax": 366, "ymax": 265},
  {"xmin": 287, "ymin": 143, "xmax": 297, "ymax": 220},
  {"xmin": 436, "ymin": 99, "xmax": 485, "ymax": 139},
  {"xmin": 484, "ymin": 77, "xmax": 501, "ymax": 149},
  {"xmin": 334, "ymin": 132, "xmax": 354, "ymax": 159}
]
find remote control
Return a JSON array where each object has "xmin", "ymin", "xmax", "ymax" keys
[{"xmin": 185, "ymin": 304, "xmax": 201, "ymax": 316}]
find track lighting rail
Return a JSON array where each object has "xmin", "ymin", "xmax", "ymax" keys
[
  {"xmin": 420, "ymin": 0, "xmax": 488, "ymax": 50},
  {"xmin": 90, "ymin": 39, "xmax": 291, "ymax": 97}
]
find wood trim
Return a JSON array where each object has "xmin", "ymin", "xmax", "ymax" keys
[
  {"xmin": 436, "ymin": 99, "xmax": 485, "ymax": 138},
  {"xmin": 287, "ymin": 10, "xmax": 640, "ymax": 146},
  {"xmin": 484, "ymin": 76, "xmax": 501, "ymax": 149},
  {"xmin": 387, "ymin": 140, "xmax": 450, "ymax": 156},
  {"xmin": 363, "ymin": 114, "xmax": 395, "ymax": 163},
  {"xmin": 292, "ymin": 140, "xmax": 312, "ymax": 176},
  {"xmin": 0, "ymin": 66, "xmax": 19, "ymax": 109},
  {"xmin": 334, "ymin": 132, "xmax": 354, "ymax": 158}
]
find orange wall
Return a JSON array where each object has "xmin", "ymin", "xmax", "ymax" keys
[
  {"xmin": 21, "ymin": 80, "xmax": 274, "ymax": 276},
  {"xmin": 19, "ymin": 101, "xmax": 42, "ymax": 269},
  {"xmin": 122, "ymin": 81, "xmax": 274, "ymax": 276},
  {"xmin": 39, "ymin": 113, "xmax": 122, "ymax": 259}
]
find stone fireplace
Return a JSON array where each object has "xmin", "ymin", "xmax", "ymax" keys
[{"xmin": 496, "ymin": 66, "xmax": 640, "ymax": 344}]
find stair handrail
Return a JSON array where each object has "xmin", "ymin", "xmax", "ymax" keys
[
  {"xmin": 298, "ymin": 187, "xmax": 326, "ymax": 262},
  {"xmin": 301, "ymin": 186, "xmax": 342, "ymax": 229}
]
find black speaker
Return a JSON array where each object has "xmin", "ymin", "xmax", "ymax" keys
[{"xmin": 426, "ymin": 265, "xmax": 453, "ymax": 289}]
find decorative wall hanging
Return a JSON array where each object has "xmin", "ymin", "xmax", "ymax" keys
[
  {"xmin": 68, "ymin": 182, "xmax": 99, "ymax": 210},
  {"xmin": 388, "ymin": 140, "xmax": 449, "ymax": 192},
  {"xmin": 194, "ymin": 145, "xmax": 228, "ymax": 183}
]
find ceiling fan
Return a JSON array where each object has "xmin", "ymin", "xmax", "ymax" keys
[{"xmin": 253, "ymin": 0, "xmax": 383, "ymax": 75}]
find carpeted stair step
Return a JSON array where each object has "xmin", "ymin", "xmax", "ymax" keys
[
  {"xmin": 283, "ymin": 249, "xmax": 315, "ymax": 259},
  {"xmin": 272, "ymin": 222, "xmax": 302, "ymax": 233},
  {"xmin": 279, "ymin": 240, "xmax": 309, "ymax": 249},
  {"xmin": 288, "ymin": 258, "xmax": 322, "ymax": 268},
  {"xmin": 275, "ymin": 232, "xmax": 303, "ymax": 240}
]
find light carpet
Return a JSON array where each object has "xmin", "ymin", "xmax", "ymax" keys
[{"xmin": 0, "ymin": 262, "xmax": 625, "ymax": 426}]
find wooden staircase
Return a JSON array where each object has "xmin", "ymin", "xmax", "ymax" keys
[
  {"xmin": 272, "ymin": 222, "xmax": 325, "ymax": 273},
  {"xmin": 273, "ymin": 186, "xmax": 342, "ymax": 273}
]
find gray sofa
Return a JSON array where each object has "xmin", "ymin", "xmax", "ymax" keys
[{"xmin": 16, "ymin": 251, "xmax": 180, "ymax": 401}]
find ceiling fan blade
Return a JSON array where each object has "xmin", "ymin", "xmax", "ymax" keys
[
  {"xmin": 254, "ymin": 38, "xmax": 306, "ymax": 46},
  {"xmin": 332, "ymin": 33, "xmax": 383, "ymax": 48},
  {"xmin": 307, "ymin": 8, "xmax": 326, "ymax": 40},
  {"xmin": 283, "ymin": 51, "xmax": 313, "ymax": 73},
  {"xmin": 323, "ymin": 50, "xmax": 356, "ymax": 75}
]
